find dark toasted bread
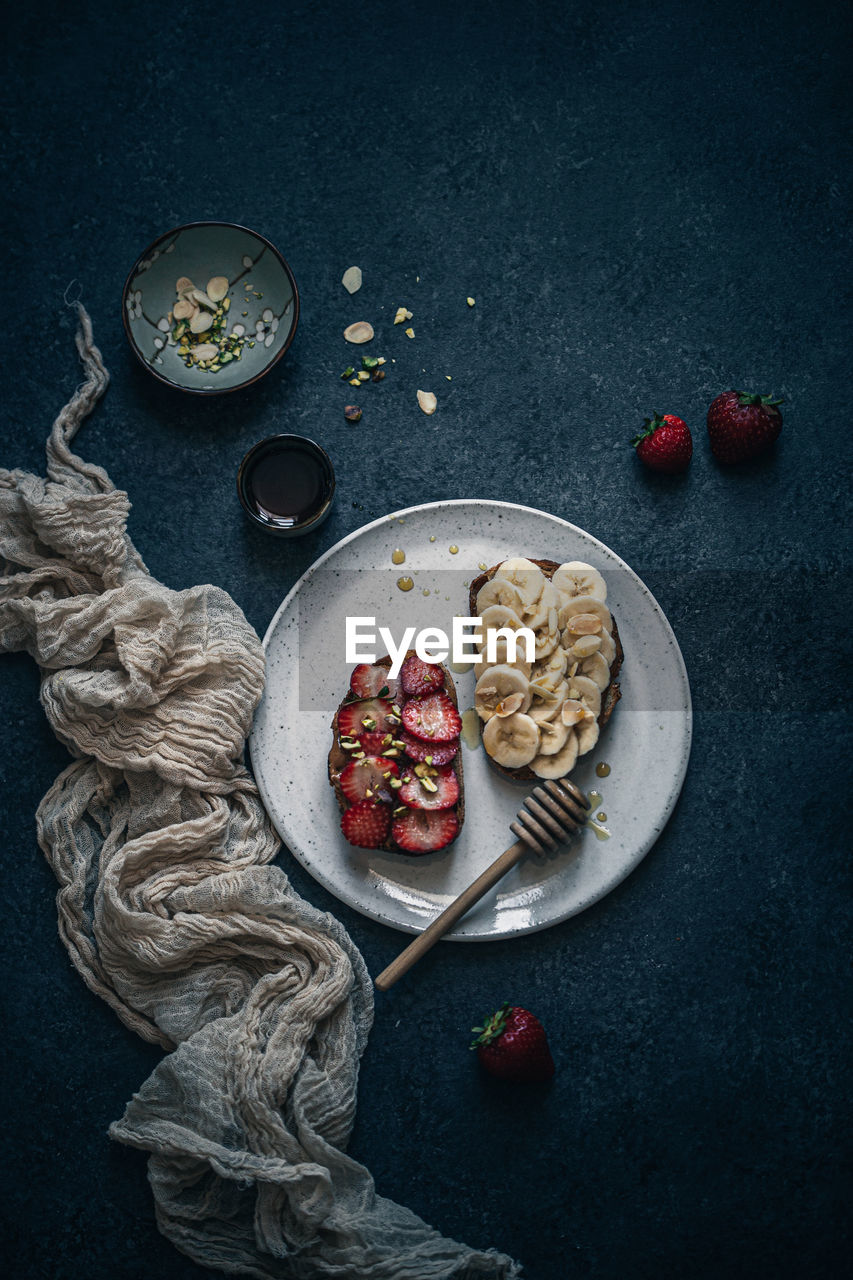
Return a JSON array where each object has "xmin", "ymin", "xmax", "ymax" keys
[
  {"xmin": 468, "ymin": 559, "xmax": 622, "ymax": 783},
  {"xmin": 328, "ymin": 652, "xmax": 464, "ymax": 851}
]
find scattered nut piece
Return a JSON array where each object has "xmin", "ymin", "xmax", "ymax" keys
[
  {"xmin": 344, "ymin": 405, "xmax": 363, "ymax": 422},
  {"xmin": 175, "ymin": 276, "xmax": 194, "ymax": 295},
  {"xmin": 394, "ymin": 307, "xmax": 413, "ymax": 324},
  {"xmin": 357, "ymin": 370, "xmax": 370, "ymax": 381},
  {"xmin": 192, "ymin": 288, "xmax": 217, "ymax": 311},
  {"xmin": 349, "ymin": 378, "xmax": 360, "ymax": 387},
  {"xmin": 190, "ymin": 311, "xmax": 213, "ymax": 333},
  {"xmin": 405, "ymin": 327, "xmax": 415, "ymax": 338},
  {"xmin": 372, "ymin": 369, "xmax": 385, "ymax": 382},
  {"xmin": 342, "ymin": 266, "xmax": 362, "ymax": 294},
  {"xmin": 207, "ymin": 276, "xmax": 229, "ymax": 302},
  {"xmin": 377, "ymin": 356, "xmax": 386, "ymax": 365},
  {"xmin": 417, "ymin": 390, "xmax": 437, "ymax": 415},
  {"xmin": 467, "ymin": 296, "xmax": 475, "ymax": 307},
  {"xmin": 173, "ymin": 298, "xmax": 194, "ymax": 320},
  {"xmin": 343, "ymin": 321, "xmax": 374, "ymax": 344},
  {"xmin": 190, "ymin": 343, "xmax": 218, "ymax": 363}
]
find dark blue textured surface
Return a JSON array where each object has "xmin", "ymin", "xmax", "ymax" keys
[{"xmin": 1, "ymin": 1, "xmax": 851, "ymax": 1277}]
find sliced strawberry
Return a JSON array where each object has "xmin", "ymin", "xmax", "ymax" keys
[
  {"xmin": 352, "ymin": 729, "xmax": 393, "ymax": 755},
  {"xmin": 341, "ymin": 799, "xmax": 391, "ymax": 848},
  {"xmin": 401, "ymin": 691, "xmax": 462, "ymax": 742},
  {"xmin": 399, "ymin": 765, "xmax": 459, "ymax": 811},
  {"xmin": 349, "ymin": 664, "xmax": 397, "ymax": 700},
  {"xmin": 337, "ymin": 697, "xmax": 396, "ymax": 739},
  {"xmin": 392, "ymin": 808, "xmax": 459, "ymax": 854},
  {"xmin": 399, "ymin": 654, "xmax": 446, "ymax": 697},
  {"xmin": 398, "ymin": 730, "xmax": 459, "ymax": 766},
  {"xmin": 340, "ymin": 755, "xmax": 400, "ymax": 804}
]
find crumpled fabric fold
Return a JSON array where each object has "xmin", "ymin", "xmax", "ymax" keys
[{"xmin": 0, "ymin": 308, "xmax": 521, "ymax": 1280}]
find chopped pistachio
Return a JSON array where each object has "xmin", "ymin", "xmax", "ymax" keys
[
  {"xmin": 349, "ymin": 377, "xmax": 360, "ymax": 387},
  {"xmin": 361, "ymin": 355, "xmax": 379, "ymax": 370},
  {"xmin": 340, "ymin": 366, "xmax": 355, "ymax": 380},
  {"xmin": 357, "ymin": 370, "xmax": 370, "ymax": 381},
  {"xmin": 372, "ymin": 369, "xmax": 385, "ymax": 382},
  {"xmin": 467, "ymin": 296, "xmax": 475, "ymax": 306},
  {"xmin": 393, "ymin": 306, "xmax": 412, "ymax": 325},
  {"xmin": 420, "ymin": 776, "xmax": 438, "ymax": 793},
  {"xmin": 389, "ymin": 777, "xmax": 403, "ymax": 790},
  {"xmin": 404, "ymin": 327, "xmax": 415, "ymax": 338},
  {"xmin": 344, "ymin": 405, "xmax": 363, "ymax": 422}
]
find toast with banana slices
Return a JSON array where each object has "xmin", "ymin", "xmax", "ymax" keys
[
  {"xmin": 468, "ymin": 557, "xmax": 622, "ymax": 782},
  {"xmin": 329, "ymin": 651, "xmax": 465, "ymax": 855}
]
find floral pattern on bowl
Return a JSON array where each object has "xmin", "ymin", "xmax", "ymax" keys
[{"xmin": 122, "ymin": 222, "xmax": 299, "ymax": 394}]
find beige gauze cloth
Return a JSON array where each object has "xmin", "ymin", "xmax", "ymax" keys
[{"xmin": 0, "ymin": 309, "xmax": 521, "ymax": 1280}]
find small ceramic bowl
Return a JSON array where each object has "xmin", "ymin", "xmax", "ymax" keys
[
  {"xmin": 122, "ymin": 221, "xmax": 299, "ymax": 394},
  {"xmin": 237, "ymin": 435, "xmax": 335, "ymax": 537}
]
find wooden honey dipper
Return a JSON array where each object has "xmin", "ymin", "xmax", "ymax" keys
[{"xmin": 374, "ymin": 778, "xmax": 590, "ymax": 990}]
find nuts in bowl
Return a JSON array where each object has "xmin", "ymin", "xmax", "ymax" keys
[{"xmin": 122, "ymin": 221, "xmax": 299, "ymax": 394}]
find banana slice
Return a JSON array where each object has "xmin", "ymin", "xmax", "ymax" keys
[
  {"xmin": 532, "ymin": 647, "xmax": 567, "ymax": 688},
  {"xmin": 494, "ymin": 558, "xmax": 546, "ymax": 609},
  {"xmin": 598, "ymin": 630, "xmax": 616, "ymax": 666},
  {"xmin": 477, "ymin": 604, "xmax": 535, "ymax": 666},
  {"xmin": 476, "ymin": 577, "xmax": 526, "ymax": 616},
  {"xmin": 472, "ymin": 638, "xmax": 533, "ymax": 677},
  {"xmin": 552, "ymin": 561, "xmax": 607, "ymax": 603},
  {"xmin": 534, "ymin": 607, "xmax": 560, "ymax": 660},
  {"xmin": 530, "ymin": 730, "xmax": 579, "ymax": 779},
  {"xmin": 524, "ymin": 580, "xmax": 560, "ymax": 627},
  {"xmin": 580, "ymin": 652, "xmax": 611, "ymax": 690},
  {"xmin": 566, "ymin": 673, "xmax": 601, "ymax": 719},
  {"xmin": 558, "ymin": 595, "xmax": 613, "ymax": 633},
  {"xmin": 528, "ymin": 678, "xmax": 568, "ymax": 723},
  {"xmin": 483, "ymin": 711, "xmax": 540, "ymax": 768},
  {"xmin": 474, "ymin": 665, "xmax": 532, "ymax": 722},
  {"xmin": 479, "ymin": 603, "xmax": 525, "ymax": 632},
  {"xmin": 537, "ymin": 718, "xmax": 571, "ymax": 756},
  {"xmin": 576, "ymin": 718, "xmax": 600, "ymax": 755}
]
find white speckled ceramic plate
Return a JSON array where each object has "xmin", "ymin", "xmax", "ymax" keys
[{"xmin": 250, "ymin": 500, "xmax": 692, "ymax": 939}]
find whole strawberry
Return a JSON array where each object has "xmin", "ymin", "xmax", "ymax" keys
[
  {"xmin": 707, "ymin": 390, "xmax": 783, "ymax": 464},
  {"xmin": 631, "ymin": 413, "xmax": 693, "ymax": 473},
  {"xmin": 470, "ymin": 1002, "xmax": 555, "ymax": 1083}
]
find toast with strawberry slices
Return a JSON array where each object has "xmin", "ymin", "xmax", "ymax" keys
[
  {"xmin": 468, "ymin": 557, "xmax": 623, "ymax": 783},
  {"xmin": 329, "ymin": 651, "xmax": 465, "ymax": 855}
]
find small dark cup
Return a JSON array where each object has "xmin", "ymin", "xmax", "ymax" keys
[{"xmin": 237, "ymin": 435, "xmax": 335, "ymax": 536}]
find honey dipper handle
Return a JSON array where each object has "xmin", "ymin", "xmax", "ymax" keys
[{"xmin": 374, "ymin": 839, "xmax": 528, "ymax": 991}]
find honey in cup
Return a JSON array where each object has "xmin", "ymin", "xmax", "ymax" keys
[{"xmin": 237, "ymin": 435, "xmax": 335, "ymax": 536}]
